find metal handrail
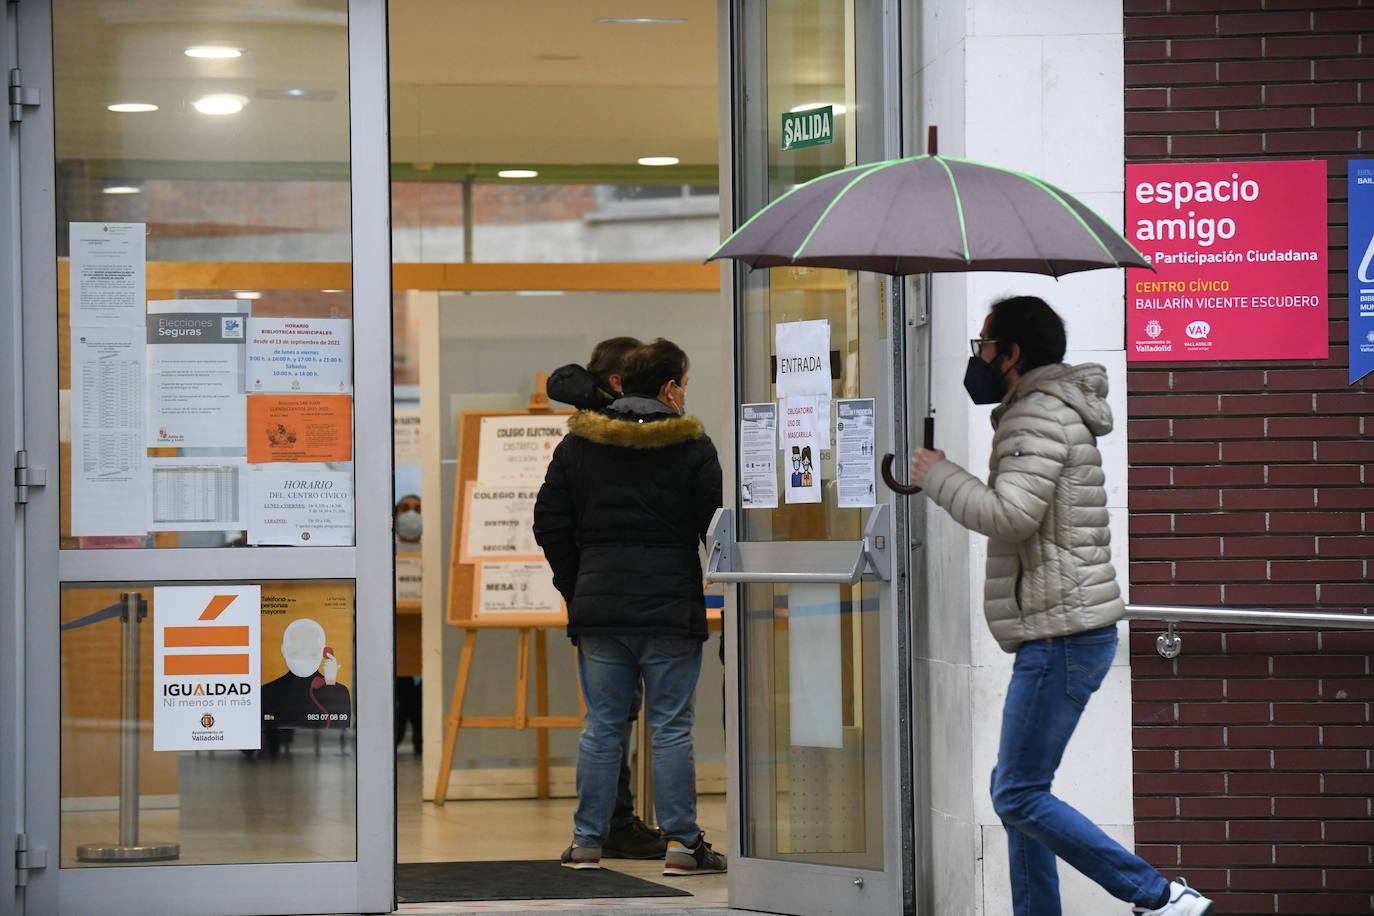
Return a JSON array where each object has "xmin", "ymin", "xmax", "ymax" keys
[{"xmin": 1123, "ymin": 603, "xmax": 1374, "ymax": 658}]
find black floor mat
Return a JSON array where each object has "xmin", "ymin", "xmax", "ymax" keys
[{"xmin": 396, "ymin": 860, "xmax": 692, "ymax": 903}]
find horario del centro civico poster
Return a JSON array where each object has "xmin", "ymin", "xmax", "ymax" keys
[{"xmin": 1125, "ymin": 160, "xmax": 1328, "ymax": 362}]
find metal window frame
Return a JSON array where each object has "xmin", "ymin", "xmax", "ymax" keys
[{"xmin": 14, "ymin": 0, "xmax": 395, "ymax": 912}]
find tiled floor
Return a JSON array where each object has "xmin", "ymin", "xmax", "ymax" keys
[
  {"xmin": 396, "ymin": 752, "xmax": 731, "ymax": 913},
  {"xmin": 60, "ymin": 739, "xmax": 734, "ymax": 914}
]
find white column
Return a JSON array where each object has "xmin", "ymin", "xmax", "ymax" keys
[{"xmin": 914, "ymin": 2, "xmax": 1133, "ymax": 914}]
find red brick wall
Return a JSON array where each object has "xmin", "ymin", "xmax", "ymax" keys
[{"xmin": 1124, "ymin": 3, "xmax": 1373, "ymax": 913}]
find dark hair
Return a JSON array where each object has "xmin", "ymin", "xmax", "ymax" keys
[
  {"xmin": 986, "ymin": 296, "xmax": 1066, "ymax": 372},
  {"xmin": 620, "ymin": 338, "xmax": 689, "ymax": 398},
  {"xmin": 394, "ymin": 494, "xmax": 420, "ymax": 522},
  {"xmin": 586, "ymin": 336, "xmax": 641, "ymax": 385}
]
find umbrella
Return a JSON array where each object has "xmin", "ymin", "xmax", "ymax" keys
[
  {"xmin": 707, "ymin": 134, "xmax": 1149, "ymax": 492},
  {"xmin": 707, "ymin": 154, "xmax": 1149, "ymax": 278}
]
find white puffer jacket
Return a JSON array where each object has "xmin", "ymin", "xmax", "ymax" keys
[{"xmin": 922, "ymin": 362, "xmax": 1124, "ymax": 653}]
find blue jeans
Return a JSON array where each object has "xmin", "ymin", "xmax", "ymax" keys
[
  {"xmin": 991, "ymin": 626, "xmax": 1168, "ymax": 915},
  {"xmin": 610, "ymin": 677, "xmax": 642, "ymax": 830},
  {"xmin": 574, "ymin": 634, "xmax": 703, "ymax": 848}
]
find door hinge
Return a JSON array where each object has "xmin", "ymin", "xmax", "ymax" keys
[
  {"xmin": 9, "ymin": 68, "xmax": 41, "ymax": 123},
  {"xmin": 15, "ymin": 833, "xmax": 48, "ymax": 886},
  {"xmin": 15, "ymin": 450, "xmax": 47, "ymax": 504}
]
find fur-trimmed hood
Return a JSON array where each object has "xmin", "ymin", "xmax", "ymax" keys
[{"xmin": 567, "ymin": 399, "xmax": 706, "ymax": 449}]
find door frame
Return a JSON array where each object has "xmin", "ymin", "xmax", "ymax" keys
[
  {"xmin": 718, "ymin": 0, "xmax": 916, "ymax": 913},
  {"xmin": 13, "ymin": 1, "xmax": 395, "ymax": 913},
  {"xmin": 4, "ymin": 0, "xmax": 29, "ymax": 907}
]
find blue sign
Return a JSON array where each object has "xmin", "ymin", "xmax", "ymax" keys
[{"xmin": 1349, "ymin": 160, "xmax": 1374, "ymax": 384}]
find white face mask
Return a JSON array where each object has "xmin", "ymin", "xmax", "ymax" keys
[{"xmin": 396, "ymin": 509, "xmax": 422, "ymax": 541}]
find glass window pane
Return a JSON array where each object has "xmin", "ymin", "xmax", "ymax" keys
[
  {"xmin": 60, "ymin": 582, "xmax": 357, "ymax": 867},
  {"xmin": 736, "ymin": 0, "xmax": 885, "ymax": 870},
  {"xmin": 53, "ymin": 0, "xmax": 355, "ymax": 550}
]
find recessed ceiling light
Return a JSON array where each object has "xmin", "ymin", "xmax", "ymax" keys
[
  {"xmin": 598, "ymin": 18, "xmax": 686, "ymax": 24},
  {"xmin": 637, "ymin": 156, "xmax": 679, "ymax": 167},
  {"xmin": 108, "ymin": 102, "xmax": 158, "ymax": 113},
  {"xmin": 102, "ymin": 186, "xmax": 141, "ymax": 195},
  {"xmin": 320, "ymin": 289, "xmax": 343, "ymax": 293},
  {"xmin": 255, "ymin": 87, "xmax": 336, "ymax": 102},
  {"xmin": 790, "ymin": 102, "xmax": 846, "ymax": 115},
  {"xmin": 193, "ymin": 94, "xmax": 247, "ymax": 115},
  {"xmin": 498, "ymin": 169, "xmax": 539, "ymax": 179},
  {"xmin": 234, "ymin": 290, "xmax": 261, "ymax": 300},
  {"xmin": 185, "ymin": 46, "xmax": 242, "ymax": 59}
]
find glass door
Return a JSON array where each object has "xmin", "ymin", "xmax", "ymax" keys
[
  {"xmin": 718, "ymin": 1, "xmax": 915, "ymax": 914},
  {"xmin": 15, "ymin": 0, "xmax": 394, "ymax": 913}
]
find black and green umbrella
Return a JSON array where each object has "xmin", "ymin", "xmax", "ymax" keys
[
  {"xmin": 707, "ymin": 147, "xmax": 1149, "ymax": 494},
  {"xmin": 707, "ymin": 153, "xmax": 1148, "ymax": 277}
]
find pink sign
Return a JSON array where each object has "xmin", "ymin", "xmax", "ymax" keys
[{"xmin": 1126, "ymin": 160, "xmax": 1327, "ymax": 361}]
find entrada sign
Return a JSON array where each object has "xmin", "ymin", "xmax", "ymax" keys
[
  {"xmin": 782, "ymin": 105, "xmax": 833, "ymax": 151},
  {"xmin": 1125, "ymin": 160, "xmax": 1327, "ymax": 361}
]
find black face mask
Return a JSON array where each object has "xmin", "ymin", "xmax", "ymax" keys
[{"xmin": 963, "ymin": 354, "xmax": 1007, "ymax": 405}]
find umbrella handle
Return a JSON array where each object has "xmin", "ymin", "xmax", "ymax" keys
[
  {"xmin": 881, "ymin": 453, "xmax": 922, "ymax": 495},
  {"xmin": 881, "ymin": 418, "xmax": 935, "ymax": 496}
]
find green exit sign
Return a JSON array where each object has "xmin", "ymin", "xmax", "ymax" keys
[{"xmin": 781, "ymin": 106, "xmax": 834, "ymax": 151}]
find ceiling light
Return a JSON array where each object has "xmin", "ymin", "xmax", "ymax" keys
[
  {"xmin": 108, "ymin": 102, "xmax": 158, "ymax": 113},
  {"xmin": 320, "ymin": 289, "xmax": 343, "ymax": 294},
  {"xmin": 193, "ymin": 94, "xmax": 247, "ymax": 115},
  {"xmin": 102, "ymin": 186, "xmax": 141, "ymax": 195},
  {"xmin": 234, "ymin": 291, "xmax": 261, "ymax": 300},
  {"xmin": 790, "ymin": 102, "xmax": 846, "ymax": 115},
  {"xmin": 185, "ymin": 46, "xmax": 242, "ymax": 59},
  {"xmin": 498, "ymin": 169, "xmax": 539, "ymax": 179},
  {"xmin": 638, "ymin": 156, "xmax": 679, "ymax": 167},
  {"xmin": 256, "ymin": 87, "xmax": 336, "ymax": 102},
  {"xmin": 598, "ymin": 18, "xmax": 686, "ymax": 24}
]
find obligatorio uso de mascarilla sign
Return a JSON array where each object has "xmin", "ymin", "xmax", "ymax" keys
[{"xmin": 1125, "ymin": 160, "xmax": 1327, "ymax": 361}]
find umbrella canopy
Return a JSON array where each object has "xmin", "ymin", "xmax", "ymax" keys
[{"xmin": 708, "ymin": 154, "xmax": 1149, "ymax": 278}]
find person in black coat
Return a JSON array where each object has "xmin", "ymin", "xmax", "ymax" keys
[
  {"xmin": 534, "ymin": 338, "xmax": 727, "ymax": 876},
  {"xmin": 546, "ymin": 335, "xmax": 641, "ymax": 411},
  {"xmin": 546, "ymin": 334, "xmax": 666, "ymax": 859}
]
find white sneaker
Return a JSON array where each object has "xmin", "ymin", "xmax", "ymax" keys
[{"xmin": 1131, "ymin": 878, "xmax": 1215, "ymax": 916}]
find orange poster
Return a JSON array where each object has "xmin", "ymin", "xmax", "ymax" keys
[{"xmin": 246, "ymin": 394, "xmax": 353, "ymax": 463}]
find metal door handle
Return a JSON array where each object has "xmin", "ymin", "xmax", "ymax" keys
[{"xmin": 704, "ymin": 506, "xmax": 890, "ymax": 585}]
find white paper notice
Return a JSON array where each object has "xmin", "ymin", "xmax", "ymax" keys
[
  {"xmin": 779, "ymin": 395, "xmax": 830, "ymax": 447},
  {"xmin": 739, "ymin": 403, "xmax": 778, "ymax": 509},
  {"xmin": 71, "ymin": 325, "xmax": 147, "ymax": 536},
  {"xmin": 774, "ymin": 319, "xmax": 832, "ymax": 398},
  {"xmin": 394, "ymin": 407, "xmax": 422, "ymax": 465},
  {"xmin": 246, "ymin": 317, "xmax": 352, "ymax": 394},
  {"xmin": 788, "ymin": 583, "xmax": 843, "ymax": 749},
  {"xmin": 836, "ymin": 398, "xmax": 877, "ymax": 508},
  {"xmin": 153, "ymin": 585, "xmax": 261, "ymax": 752},
  {"xmin": 248, "ymin": 469, "xmax": 353, "ymax": 546},
  {"xmin": 148, "ymin": 457, "xmax": 249, "ymax": 531},
  {"xmin": 475, "ymin": 415, "xmax": 569, "ymax": 485},
  {"xmin": 146, "ymin": 301, "xmax": 247, "ymax": 448},
  {"xmin": 477, "ymin": 561, "xmax": 564, "ymax": 616},
  {"xmin": 69, "ymin": 222, "xmax": 146, "ymax": 327},
  {"xmin": 461, "ymin": 483, "xmax": 541, "ymax": 560},
  {"xmin": 781, "ymin": 398, "xmax": 822, "ymax": 504},
  {"xmin": 396, "ymin": 553, "xmax": 422, "ymax": 604}
]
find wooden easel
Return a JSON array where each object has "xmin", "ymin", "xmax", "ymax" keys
[
  {"xmin": 432, "ymin": 625, "xmax": 585, "ymax": 803},
  {"xmin": 432, "ymin": 376, "xmax": 585, "ymax": 804}
]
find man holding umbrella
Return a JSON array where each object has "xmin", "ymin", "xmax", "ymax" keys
[{"xmin": 907, "ymin": 295, "xmax": 1213, "ymax": 916}]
